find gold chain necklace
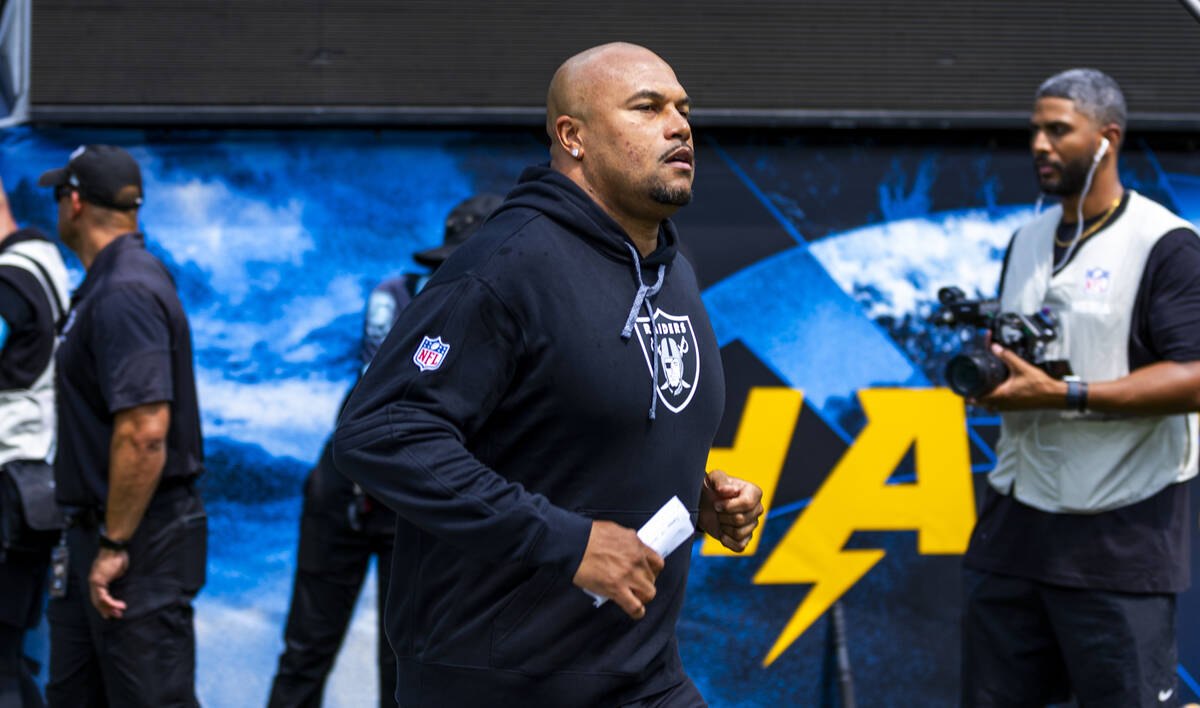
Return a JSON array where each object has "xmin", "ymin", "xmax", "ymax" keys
[{"xmin": 1055, "ymin": 195, "xmax": 1122, "ymax": 247}]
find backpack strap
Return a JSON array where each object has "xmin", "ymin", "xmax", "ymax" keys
[{"xmin": 0, "ymin": 251, "xmax": 66, "ymax": 332}]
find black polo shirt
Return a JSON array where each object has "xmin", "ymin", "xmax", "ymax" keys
[{"xmin": 55, "ymin": 233, "xmax": 204, "ymax": 508}]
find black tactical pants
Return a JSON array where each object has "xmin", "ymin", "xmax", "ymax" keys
[
  {"xmin": 45, "ymin": 486, "xmax": 206, "ymax": 708},
  {"xmin": 267, "ymin": 489, "xmax": 397, "ymax": 708}
]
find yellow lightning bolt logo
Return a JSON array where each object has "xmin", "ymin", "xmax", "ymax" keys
[{"xmin": 736, "ymin": 388, "xmax": 976, "ymax": 667}]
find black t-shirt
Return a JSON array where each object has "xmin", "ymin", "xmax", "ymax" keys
[
  {"xmin": 968, "ymin": 195, "xmax": 1200, "ymax": 593},
  {"xmin": 0, "ymin": 228, "xmax": 65, "ymax": 390},
  {"xmin": 54, "ymin": 233, "xmax": 205, "ymax": 508}
]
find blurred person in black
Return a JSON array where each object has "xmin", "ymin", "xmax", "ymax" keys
[
  {"xmin": 267, "ymin": 193, "xmax": 502, "ymax": 708},
  {"xmin": 0, "ymin": 177, "xmax": 70, "ymax": 708},
  {"xmin": 37, "ymin": 146, "xmax": 207, "ymax": 708}
]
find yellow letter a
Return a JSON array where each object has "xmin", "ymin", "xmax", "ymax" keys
[{"xmin": 754, "ymin": 388, "xmax": 975, "ymax": 666}]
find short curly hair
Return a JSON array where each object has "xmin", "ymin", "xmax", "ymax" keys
[{"xmin": 1035, "ymin": 68, "xmax": 1127, "ymax": 131}]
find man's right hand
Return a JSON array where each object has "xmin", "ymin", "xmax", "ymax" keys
[{"xmin": 572, "ymin": 520, "xmax": 664, "ymax": 620}]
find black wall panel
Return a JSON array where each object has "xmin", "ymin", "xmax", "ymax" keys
[{"xmin": 29, "ymin": 1, "xmax": 1200, "ymax": 127}]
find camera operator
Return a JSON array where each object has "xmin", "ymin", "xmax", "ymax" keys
[
  {"xmin": 960, "ymin": 69, "xmax": 1200, "ymax": 708},
  {"xmin": 0, "ymin": 177, "xmax": 70, "ymax": 708}
]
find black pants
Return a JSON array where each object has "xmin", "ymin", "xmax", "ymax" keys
[
  {"xmin": 45, "ymin": 487, "xmax": 206, "ymax": 708},
  {"xmin": 962, "ymin": 568, "xmax": 1178, "ymax": 708},
  {"xmin": 0, "ymin": 551, "xmax": 48, "ymax": 708},
  {"xmin": 267, "ymin": 496, "xmax": 396, "ymax": 708},
  {"xmin": 620, "ymin": 677, "xmax": 708, "ymax": 708}
]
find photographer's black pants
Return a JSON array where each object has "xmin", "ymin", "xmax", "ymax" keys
[
  {"xmin": 961, "ymin": 568, "xmax": 1178, "ymax": 708},
  {"xmin": 0, "ymin": 552, "xmax": 48, "ymax": 708},
  {"xmin": 44, "ymin": 486, "xmax": 206, "ymax": 708},
  {"xmin": 267, "ymin": 496, "xmax": 396, "ymax": 708}
]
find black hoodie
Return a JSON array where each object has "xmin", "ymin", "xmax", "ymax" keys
[{"xmin": 333, "ymin": 165, "xmax": 725, "ymax": 707}]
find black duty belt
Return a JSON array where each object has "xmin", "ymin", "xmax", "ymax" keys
[{"xmin": 63, "ymin": 478, "xmax": 197, "ymax": 529}]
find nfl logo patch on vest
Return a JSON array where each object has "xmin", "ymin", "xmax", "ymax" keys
[
  {"xmin": 1084, "ymin": 267, "xmax": 1110, "ymax": 295},
  {"xmin": 413, "ymin": 336, "xmax": 450, "ymax": 372}
]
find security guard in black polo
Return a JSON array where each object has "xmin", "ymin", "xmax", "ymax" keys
[
  {"xmin": 267, "ymin": 193, "xmax": 501, "ymax": 708},
  {"xmin": 38, "ymin": 146, "xmax": 206, "ymax": 708}
]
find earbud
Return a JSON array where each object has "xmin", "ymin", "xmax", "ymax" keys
[{"xmin": 1093, "ymin": 137, "xmax": 1110, "ymax": 164}]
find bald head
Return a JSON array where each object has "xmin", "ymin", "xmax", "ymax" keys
[
  {"xmin": 546, "ymin": 43, "xmax": 674, "ymax": 145},
  {"xmin": 542, "ymin": 43, "xmax": 693, "ymax": 248}
]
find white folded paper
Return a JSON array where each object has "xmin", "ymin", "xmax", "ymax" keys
[{"xmin": 585, "ymin": 495, "xmax": 695, "ymax": 608}]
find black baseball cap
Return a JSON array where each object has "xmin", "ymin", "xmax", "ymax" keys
[
  {"xmin": 413, "ymin": 193, "xmax": 504, "ymax": 268},
  {"xmin": 38, "ymin": 144, "xmax": 144, "ymax": 210}
]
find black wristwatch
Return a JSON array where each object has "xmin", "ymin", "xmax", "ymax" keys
[
  {"xmin": 1065, "ymin": 380, "xmax": 1089, "ymax": 412},
  {"xmin": 97, "ymin": 527, "xmax": 130, "ymax": 552}
]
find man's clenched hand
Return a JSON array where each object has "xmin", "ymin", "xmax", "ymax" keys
[{"xmin": 698, "ymin": 469, "xmax": 763, "ymax": 552}]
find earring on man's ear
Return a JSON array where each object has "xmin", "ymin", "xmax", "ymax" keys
[{"xmin": 571, "ymin": 148, "xmax": 580, "ymax": 158}]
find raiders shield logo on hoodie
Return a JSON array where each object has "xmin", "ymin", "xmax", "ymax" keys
[{"xmin": 634, "ymin": 308, "xmax": 700, "ymax": 414}]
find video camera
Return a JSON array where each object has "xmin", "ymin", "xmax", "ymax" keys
[{"xmin": 930, "ymin": 286, "xmax": 1072, "ymax": 398}]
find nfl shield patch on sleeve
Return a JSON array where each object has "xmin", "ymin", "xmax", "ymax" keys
[{"xmin": 413, "ymin": 336, "xmax": 450, "ymax": 371}]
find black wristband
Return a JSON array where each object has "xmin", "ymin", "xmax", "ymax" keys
[
  {"xmin": 1065, "ymin": 380, "xmax": 1088, "ymax": 412},
  {"xmin": 97, "ymin": 530, "xmax": 130, "ymax": 552}
]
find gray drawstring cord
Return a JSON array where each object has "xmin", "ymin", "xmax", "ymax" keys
[{"xmin": 620, "ymin": 241, "xmax": 666, "ymax": 419}]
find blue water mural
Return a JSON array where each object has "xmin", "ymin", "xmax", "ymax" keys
[
  {"xmin": 877, "ymin": 154, "xmax": 938, "ymax": 222},
  {"xmin": 2, "ymin": 127, "xmax": 544, "ymax": 465},
  {"xmin": 703, "ymin": 246, "xmax": 928, "ymax": 418},
  {"xmin": 702, "ymin": 138, "xmax": 928, "ymax": 430},
  {"xmin": 1, "ymin": 126, "xmax": 547, "ymax": 706},
  {"xmin": 1, "ymin": 124, "xmax": 1198, "ymax": 706}
]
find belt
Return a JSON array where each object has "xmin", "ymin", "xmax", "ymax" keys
[
  {"xmin": 64, "ymin": 478, "xmax": 197, "ymax": 529},
  {"xmin": 149, "ymin": 477, "xmax": 197, "ymax": 506}
]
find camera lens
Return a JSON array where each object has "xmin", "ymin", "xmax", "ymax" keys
[{"xmin": 944, "ymin": 350, "xmax": 1010, "ymax": 398}]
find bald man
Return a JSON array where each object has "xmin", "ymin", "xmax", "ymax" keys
[{"xmin": 334, "ymin": 43, "xmax": 763, "ymax": 707}]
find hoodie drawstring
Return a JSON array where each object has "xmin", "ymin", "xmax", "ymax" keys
[{"xmin": 620, "ymin": 242, "xmax": 666, "ymax": 420}]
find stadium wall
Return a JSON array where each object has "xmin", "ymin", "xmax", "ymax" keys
[{"xmin": 2, "ymin": 124, "xmax": 1198, "ymax": 706}]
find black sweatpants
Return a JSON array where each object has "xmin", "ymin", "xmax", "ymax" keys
[
  {"xmin": 45, "ymin": 487, "xmax": 206, "ymax": 708},
  {"xmin": 962, "ymin": 568, "xmax": 1178, "ymax": 708},
  {"xmin": 267, "ymin": 496, "xmax": 396, "ymax": 708},
  {"xmin": 0, "ymin": 551, "xmax": 49, "ymax": 708}
]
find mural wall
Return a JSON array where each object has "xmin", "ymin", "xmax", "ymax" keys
[{"xmin": 2, "ymin": 124, "xmax": 1197, "ymax": 707}]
